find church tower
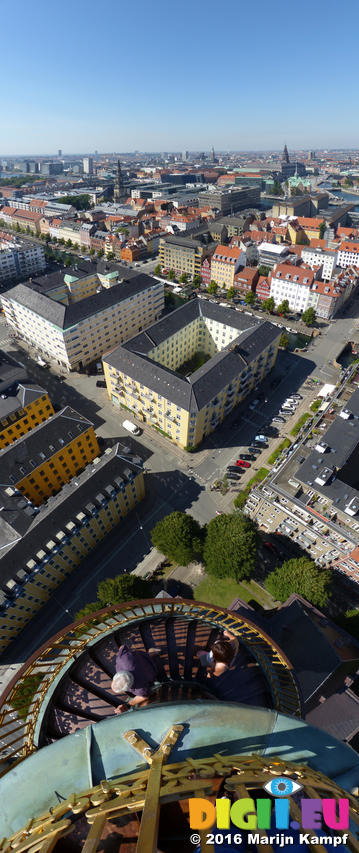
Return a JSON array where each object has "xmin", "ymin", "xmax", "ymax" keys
[{"xmin": 114, "ymin": 159, "xmax": 126, "ymax": 203}]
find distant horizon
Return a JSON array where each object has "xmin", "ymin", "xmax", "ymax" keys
[{"xmin": 2, "ymin": 147, "xmax": 359, "ymax": 159}]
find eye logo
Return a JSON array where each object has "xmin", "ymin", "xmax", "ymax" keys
[{"xmin": 263, "ymin": 776, "xmax": 303, "ymax": 797}]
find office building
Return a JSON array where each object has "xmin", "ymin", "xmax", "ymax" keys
[
  {"xmin": 199, "ymin": 186, "xmax": 260, "ymax": 214},
  {"xmin": 83, "ymin": 156, "xmax": 93, "ymax": 175},
  {"xmin": 1, "ymin": 267, "xmax": 164, "ymax": 371},
  {"xmin": 103, "ymin": 299, "xmax": 280, "ymax": 449}
]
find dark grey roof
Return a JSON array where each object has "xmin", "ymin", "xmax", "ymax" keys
[
  {"xmin": 306, "ymin": 690, "xmax": 359, "ymax": 741},
  {"xmin": 296, "ymin": 388, "xmax": 359, "ymax": 513},
  {"xmin": 0, "ymin": 406, "xmax": 93, "ymax": 486},
  {"xmin": 4, "ymin": 273, "xmax": 158, "ymax": 329},
  {"xmin": 0, "ymin": 445, "xmax": 142, "ymax": 593},
  {"xmin": 268, "ymin": 598, "xmax": 340, "ymax": 702},
  {"xmin": 104, "ymin": 299, "xmax": 280, "ymax": 411},
  {"xmin": 0, "ymin": 351, "xmax": 27, "ymax": 394},
  {"xmin": 0, "ymin": 383, "xmax": 47, "ymax": 421}
]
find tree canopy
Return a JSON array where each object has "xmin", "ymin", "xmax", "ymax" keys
[
  {"xmin": 265, "ymin": 557, "xmax": 331, "ymax": 607},
  {"xmin": 227, "ymin": 287, "xmax": 236, "ymax": 301},
  {"xmin": 58, "ymin": 194, "xmax": 92, "ymax": 210},
  {"xmin": 203, "ymin": 514, "xmax": 258, "ymax": 581},
  {"xmin": 208, "ymin": 280, "xmax": 218, "ymax": 294},
  {"xmin": 277, "ymin": 299, "xmax": 290, "ymax": 316},
  {"xmin": 262, "ymin": 297, "xmax": 275, "ymax": 313},
  {"xmin": 151, "ymin": 511, "xmax": 203, "ymax": 565},
  {"xmin": 279, "ymin": 332, "xmax": 289, "ymax": 349},
  {"xmin": 245, "ymin": 291, "xmax": 255, "ymax": 305},
  {"xmin": 302, "ymin": 307, "xmax": 316, "ymax": 326},
  {"xmin": 75, "ymin": 574, "xmax": 153, "ymax": 621}
]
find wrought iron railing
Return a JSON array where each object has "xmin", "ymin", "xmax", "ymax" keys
[{"xmin": 0, "ymin": 599, "xmax": 303, "ymax": 777}]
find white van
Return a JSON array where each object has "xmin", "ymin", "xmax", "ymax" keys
[{"xmin": 122, "ymin": 419, "xmax": 141, "ymax": 435}]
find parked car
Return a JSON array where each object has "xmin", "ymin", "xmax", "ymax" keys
[
  {"xmin": 122, "ymin": 419, "xmax": 141, "ymax": 435},
  {"xmin": 96, "ymin": 380, "xmax": 106, "ymax": 388},
  {"xmin": 254, "ymin": 435, "xmax": 267, "ymax": 443},
  {"xmin": 236, "ymin": 459, "xmax": 251, "ymax": 468},
  {"xmin": 249, "ymin": 446, "xmax": 262, "ymax": 454},
  {"xmin": 273, "ymin": 416, "xmax": 285, "ymax": 424},
  {"xmin": 227, "ymin": 473, "xmax": 241, "ymax": 480},
  {"xmin": 291, "ymin": 394, "xmax": 302, "ymax": 400},
  {"xmin": 239, "ymin": 453, "xmax": 255, "ymax": 460},
  {"xmin": 227, "ymin": 466, "xmax": 241, "ymax": 472},
  {"xmin": 252, "ymin": 440, "xmax": 268, "ymax": 448}
]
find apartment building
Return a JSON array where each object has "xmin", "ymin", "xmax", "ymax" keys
[
  {"xmin": 0, "ymin": 207, "xmax": 46, "ymax": 235},
  {"xmin": 159, "ymin": 234, "xmax": 215, "ymax": 277},
  {"xmin": 0, "ymin": 382, "xmax": 54, "ymax": 449},
  {"xmin": 210, "ymin": 245, "xmax": 242, "ymax": 289},
  {"xmin": 0, "ymin": 407, "xmax": 99, "ymax": 505},
  {"xmin": 234, "ymin": 266, "xmax": 259, "ymax": 295},
  {"xmin": 301, "ymin": 247, "xmax": 338, "ymax": 281},
  {"xmin": 1, "ymin": 270, "xmax": 164, "ymax": 370},
  {"xmin": 0, "ymin": 234, "xmax": 46, "ymax": 283},
  {"xmin": 103, "ymin": 299, "xmax": 280, "ymax": 449},
  {"xmin": 337, "ymin": 242, "xmax": 359, "ymax": 269},
  {"xmin": 269, "ymin": 264, "xmax": 316, "ymax": 313},
  {"xmin": 0, "ymin": 445, "xmax": 145, "ymax": 652}
]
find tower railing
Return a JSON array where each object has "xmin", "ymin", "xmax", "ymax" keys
[{"xmin": 0, "ymin": 598, "xmax": 303, "ymax": 777}]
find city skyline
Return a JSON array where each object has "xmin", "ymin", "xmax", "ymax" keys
[{"xmin": 2, "ymin": 0, "xmax": 359, "ymax": 155}]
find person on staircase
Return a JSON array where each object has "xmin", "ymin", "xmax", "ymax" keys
[{"xmin": 111, "ymin": 644, "xmax": 162, "ymax": 713}]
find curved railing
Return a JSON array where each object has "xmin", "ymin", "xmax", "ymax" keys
[{"xmin": 0, "ymin": 598, "xmax": 303, "ymax": 776}]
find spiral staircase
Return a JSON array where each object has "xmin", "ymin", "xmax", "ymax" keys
[{"xmin": 1, "ymin": 600, "xmax": 358, "ymax": 852}]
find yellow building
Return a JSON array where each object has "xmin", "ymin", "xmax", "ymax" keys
[
  {"xmin": 0, "ymin": 384, "xmax": 54, "ymax": 449},
  {"xmin": 0, "ymin": 406, "xmax": 99, "ymax": 505},
  {"xmin": 0, "ymin": 445, "xmax": 145, "ymax": 652},
  {"xmin": 297, "ymin": 217, "xmax": 325, "ymax": 241},
  {"xmin": 210, "ymin": 244, "xmax": 242, "ymax": 288},
  {"xmin": 103, "ymin": 299, "xmax": 280, "ymax": 449},
  {"xmin": 159, "ymin": 234, "xmax": 214, "ymax": 277}
]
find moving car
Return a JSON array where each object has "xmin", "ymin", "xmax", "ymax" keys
[{"xmin": 235, "ymin": 459, "xmax": 250, "ymax": 468}]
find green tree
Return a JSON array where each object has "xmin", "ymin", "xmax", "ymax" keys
[
  {"xmin": 279, "ymin": 332, "xmax": 289, "ymax": 349},
  {"xmin": 97, "ymin": 574, "xmax": 153, "ymax": 606},
  {"xmin": 319, "ymin": 221, "xmax": 326, "ymax": 239},
  {"xmin": 59, "ymin": 238, "xmax": 65, "ymax": 245},
  {"xmin": 245, "ymin": 291, "xmax": 255, "ymax": 306},
  {"xmin": 277, "ymin": 299, "xmax": 290, "ymax": 316},
  {"xmin": 167, "ymin": 269, "xmax": 175, "ymax": 281},
  {"xmin": 265, "ymin": 557, "xmax": 331, "ymax": 607},
  {"xmin": 227, "ymin": 287, "xmax": 236, "ymax": 301},
  {"xmin": 75, "ymin": 600, "xmax": 103, "ymax": 621},
  {"xmin": 179, "ymin": 273, "xmax": 188, "ymax": 284},
  {"xmin": 64, "ymin": 256, "xmax": 72, "ymax": 267},
  {"xmin": 73, "ymin": 242, "xmax": 79, "ymax": 251},
  {"xmin": 302, "ymin": 307, "xmax": 316, "ymax": 326},
  {"xmin": 66, "ymin": 239, "xmax": 73, "ymax": 248},
  {"xmin": 193, "ymin": 274, "xmax": 201, "ymax": 287},
  {"xmin": 58, "ymin": 194, "xmax": 92, "ymax": 211},
  {"xmin": 203, "ymin": 514, "xmax": 258, "ymax": 581},
  {"xmin": 89, "ymin": 247, "xmax": 95, "ymax": 256},
  {"xmin": 151, "ymin": 511, "xmax": 203, "ymax": 566},
  {"xmin": 262, "ymin": 297, "xmax": 275, "ymax": 313},
  {"xmin": 208, "ymin": 280, "xmax": 218, "ymax": 294},
  {"xmin": 97, "ymin": 249, "xmax": 104, "ymax": 258},
  {"xmin": 107, "ymin": 251, "xmax": 115, "ymax": 260},
  {"xmin": 154, "ymin": 264, "xmax": 162, "ymax": 275}
]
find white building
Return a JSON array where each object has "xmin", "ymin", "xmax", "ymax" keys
[
  {"xmin": 0, "ymin": 237, "xmax": 46, "ymax": 283},
  {"xmin": 1, "ymin": 272, "xmax": 164, "ymax": 371},
  {"xmin": 270, "ymin": 264, "xmax": 317, "ymax": 313},
  {"xmin": 337, "ymin": 242, "xmax": 359, "ymax": 269},
  {"xmin": 83, "ymin": 157, "xmax": 93, "ymax": 175},
  {"xmin": 257, "ymin": 242, "xmax": 290, "ymax": 269},
  {"xmin": 301, "ymin": 247, "xmax": 337, "ymax": 281}
]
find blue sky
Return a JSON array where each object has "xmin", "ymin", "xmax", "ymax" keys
[{"xmin": 1, "ymin": 0, "xmax": 359, "ymax": 155}]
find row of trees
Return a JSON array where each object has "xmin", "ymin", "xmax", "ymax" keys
[{"xmin": 150, "ymin": 511, "xmax": 331, "ymax": 607}]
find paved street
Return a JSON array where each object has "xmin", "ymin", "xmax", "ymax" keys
[{"xmin": 1, "ymin": 298, "xmax": 359, "ymax": 663}]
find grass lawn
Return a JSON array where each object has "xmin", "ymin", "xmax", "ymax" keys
[{"xmin": 194, "ymin": 575, "xmax": 276, "ymax": 610}]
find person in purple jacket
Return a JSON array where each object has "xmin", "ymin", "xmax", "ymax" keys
[{"xmin": 111, "ymin": 644, "xmax": 161, "ymax": 713}]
